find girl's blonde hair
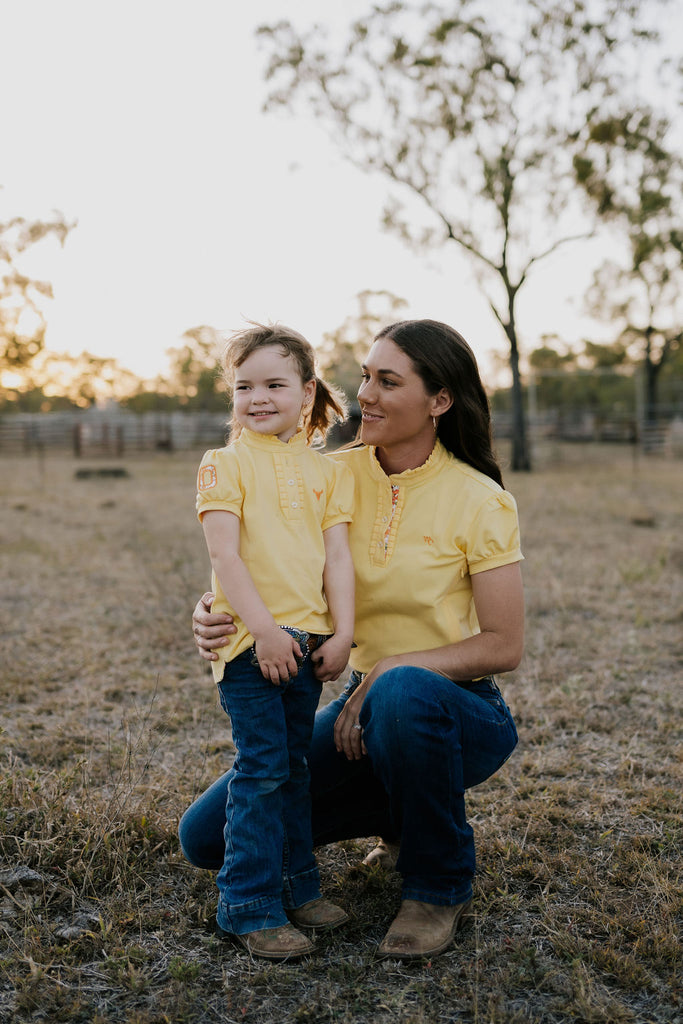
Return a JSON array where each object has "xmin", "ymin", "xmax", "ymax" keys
[{"xmin": 223, "ymin": 321, "xmax": 347, "ymax": 444}]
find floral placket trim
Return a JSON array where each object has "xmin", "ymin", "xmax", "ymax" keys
[{"xmin": 384, "ymin": 484, "xmax": 400, "ymax": 554}]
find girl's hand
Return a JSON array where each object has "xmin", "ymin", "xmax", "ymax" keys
[
  {"xmin": 333, "ymin": 657, "xmax": 396, "ymax": 760},
  {"xmin": 254, "ymin": 628, "xmax": 302, "ymax": 686},
  {"xmin": 311, "ymin": 636, "xmax": 352, "ymax": 683},
  {"xmin": 192, "ymin": 592, "xmax": 237, "ymax": 661}
]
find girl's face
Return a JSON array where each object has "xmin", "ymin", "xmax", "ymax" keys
[
  {"xmin": 358, "ymin": 337, "xmax": 445, "ymax": 453},
  {"xmin": 232, "ymin": 345, "xmax": 314, "ymax": 443}
]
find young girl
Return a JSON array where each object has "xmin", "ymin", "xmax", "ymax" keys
[{"xmin": 196, "ymin": 322, "xmax": 355, "ymax": 960}]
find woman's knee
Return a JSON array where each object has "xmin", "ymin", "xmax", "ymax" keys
[
  {"xmin": 177, "ymin": 771, "xmax": 231, "ymax": 870},
  {"xmin": 363, "ymin": 665, "xmax": 435, "ymax": 713},
  {"xmin": 361, "ymin": 666, "xmax": 435, "ymax": 741},
  {"xmin": 178, "ymin": 805, "xmax": 223, "ymax": 870}
]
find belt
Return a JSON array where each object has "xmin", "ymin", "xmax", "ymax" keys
[
  {"xmin": 458, "ymin": 675, "xmax": 501, "ymax": 694},
  {"xmin": 250, "ymin": 626, "xmax": 330, "ymax": 669}
]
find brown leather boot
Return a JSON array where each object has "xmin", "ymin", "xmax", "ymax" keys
[
  {"xmin": 288, "ymin": 897, "xmax": 349, "ymax": 931},
  {"xmin": 361, "ymin": 839, "xmax": 400, "ymax": 870},
  {"xmin": 377, "ymin": 898, "xmax": 473, "ymax": 960},
  {"xmin": 234, "ymin": 922, "xmax": 314, "ymax": 960}
]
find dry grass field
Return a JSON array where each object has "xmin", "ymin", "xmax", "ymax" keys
[{"xmin": 0, "ymin": 447, "xmax": 681, "ymax": 1024}]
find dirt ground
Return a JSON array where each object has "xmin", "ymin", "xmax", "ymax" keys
[{"xmin": 0, "ymin": 447, "xmax": 681, "ymax": 1024}]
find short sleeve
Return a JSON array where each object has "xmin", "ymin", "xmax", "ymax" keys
[
  {"xmin": 466, "ymin": 490, "xmax": 523, "ymax": 574},
  {"xmin": 196, "ymin": 448, "xmax": 244, "ymax": 522},
  {"xmin": 322, "ymin": 460, "xmax": 355, "ymax": 531}
]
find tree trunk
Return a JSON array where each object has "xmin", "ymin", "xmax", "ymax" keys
[
  {"xmin": 643, "ymin": 329, "xmax": 660, "ymax": 424},
  {"xmin": 506, "ymin": 323, "xmax": 531, "ymax": 471}
]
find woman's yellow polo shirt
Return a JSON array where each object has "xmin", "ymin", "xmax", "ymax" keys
[{"xmin": 333, "ymin": 442, "xmax": 523, "ymax": 674}]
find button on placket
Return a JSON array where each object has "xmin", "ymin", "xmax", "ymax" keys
[{"xmin": 279, "ymin": 455, "xmax": 303, "ymax": 519}]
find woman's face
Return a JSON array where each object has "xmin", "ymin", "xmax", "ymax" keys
[{"xmin": 357, "ymin": 337, "xmax": 439, "ymax": 451}]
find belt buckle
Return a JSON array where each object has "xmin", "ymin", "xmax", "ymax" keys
[
  {"xmin": 250, "ymin": 626, "xmax": 310, "ymax": 668},
  {"xmin": 283, "ymin": 626, "xmax": 310, "ymax": 666}
]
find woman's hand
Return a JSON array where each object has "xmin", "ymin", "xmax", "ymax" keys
[
  {"xmin": 333, "ymin": 657, "xmax": 396, "ymax": 760},
  {"xmin": 192, "ymin": 592, "xmax": 237, "ymax": 661}
]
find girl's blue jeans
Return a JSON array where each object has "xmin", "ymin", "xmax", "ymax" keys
[
  {"xmin": 179, "ymin": 665, "xmax": 518, "ymax": 910},
  {"xmin": 212, "ymin": 649, "xmax": 323, "ymax": 935}
]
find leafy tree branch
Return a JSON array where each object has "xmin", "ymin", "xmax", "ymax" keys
[{"xmin": 257, "ymin": 0, "xmax": 671, "ymax": 470}]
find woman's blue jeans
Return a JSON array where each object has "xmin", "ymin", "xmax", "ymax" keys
[
  {"xmin": 179, "ymin": 665, "xmax": 518, "ymax": 909},
  {"xmin": 212, "ymin": 650, "xmax": 323, "ymax": 935}
]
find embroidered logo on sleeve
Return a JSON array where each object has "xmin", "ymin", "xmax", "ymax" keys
[
  {"xmin": 313, "ymin": 488, "xmax": 323, "ymax": 500},
  {"xmin": 198, "ymin": 464, "xmax": 217, "ymax": 491}
]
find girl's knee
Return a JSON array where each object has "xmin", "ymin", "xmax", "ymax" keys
[{"xmin": 235, "ymin": 750, "xmax": 289, "ymax": 783}]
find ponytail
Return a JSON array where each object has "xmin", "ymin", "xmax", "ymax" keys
[{"xmin": 304, "ymin": 375, "xmax": 347, "ymax": 445}]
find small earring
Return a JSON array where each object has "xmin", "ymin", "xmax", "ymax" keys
[{"xmin": 432, "ymin": 416, "xmax": 437, "ymax": 432}]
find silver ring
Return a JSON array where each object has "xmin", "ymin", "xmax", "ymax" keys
[{"xmin": 352, "ymin": 723, "xmax": 362, "ymax": 731}]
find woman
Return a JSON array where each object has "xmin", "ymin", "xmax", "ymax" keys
[{"xmin": 182, "ymin": 319, "xmax": 524, "ymax": 960}]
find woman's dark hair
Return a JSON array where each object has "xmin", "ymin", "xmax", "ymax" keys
[{"xmin": 375, "ymin": 319, "xmax": 504, "ymax": 487}]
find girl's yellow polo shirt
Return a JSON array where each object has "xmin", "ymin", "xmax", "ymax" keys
[
  {"xmin": 332, "ymin": 442, "xmax": 523, "ymax": 674},
  {"xmin": 197, "ymin": 429, "xmax": 354, "ymax": 682}
]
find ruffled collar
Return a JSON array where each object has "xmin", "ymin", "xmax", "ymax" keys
[
  {"xmin": 237, "ymin": 428, "xmax": 307, "ymax": 453},
  {"xmin": 365, "ymin": 440, "xmax": 451, "ymax": 486}
]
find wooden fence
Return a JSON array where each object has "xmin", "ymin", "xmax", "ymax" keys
[
  {"xmin": 1, "ymin": 409, "xmax": 681, "ymax": 460},
  {"xmin": 0, "ymin": 411, "xmax": 229, "ymax": 456}
]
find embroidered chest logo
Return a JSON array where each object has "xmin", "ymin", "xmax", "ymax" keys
[
  {"xmin": 198, "ymin": 465, "xmax": 217, "ymax": 491},
  {"xmin": 423, "ymin": 535, "xmax": 434, "ymax": 545},
  {"xmin": 313, "ymin": 488, "xmax": 323, "ymax": 500}
]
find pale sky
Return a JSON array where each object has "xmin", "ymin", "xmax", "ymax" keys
[{"xmin": 1, "ymin": 0, "xmax": 642, "ymax": 385}]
